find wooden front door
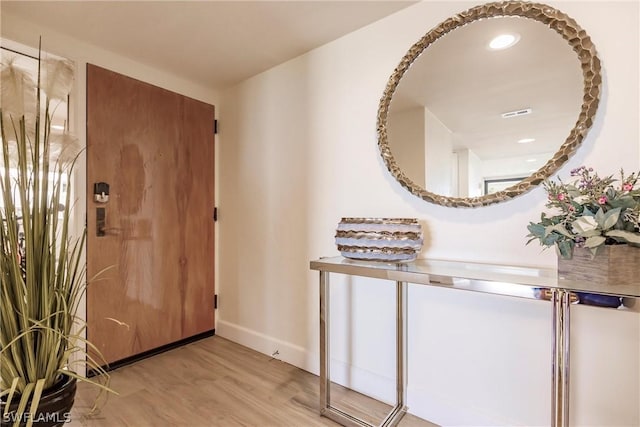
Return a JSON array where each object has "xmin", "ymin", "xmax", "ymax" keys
[{"xmin": 86, "ymin": 64, "xmax": 215, "ymax": 365}]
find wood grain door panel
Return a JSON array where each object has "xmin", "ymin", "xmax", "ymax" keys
[{"xmin": 86, "ymin": 64, "xmax": 214, "ymax": 364}]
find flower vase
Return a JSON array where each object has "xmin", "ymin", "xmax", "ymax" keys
[{"xmin": 557, "ymin": 245, "xmax": 640, "ymax": 287}]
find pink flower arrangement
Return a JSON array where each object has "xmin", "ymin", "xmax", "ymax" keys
[{"xmin": 527, "ymin": 166, "xmax": 640, "ymax": 259}]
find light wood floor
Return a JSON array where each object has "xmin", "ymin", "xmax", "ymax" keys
[{"xmin": 69, "ymin": 336, "xmax": 438, "ymax": 427}]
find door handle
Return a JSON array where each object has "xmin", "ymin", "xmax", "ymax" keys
[
  {"xmin": 97, "ymin": 208, "xmax": 106, "ymax": 236},
  {"xmin": 96, "ymin": 208, "xmax": 121, "ymax": 236},
  {"xmin": 101, "ymin": 227, "xmax": 122, "ymax": 236}
]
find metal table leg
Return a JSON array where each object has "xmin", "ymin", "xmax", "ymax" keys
[
  {"xmin": 320, "ymin": 271, "xmax": 330, "ymax": 416},
  {"xmin": 319, "ymin": 273, "xmax": 408, "ymax": 427},
  {"xmin": 380, "ymin": 281, "xmax": 408, "ymax": 427},
  {"xmin": 551, "ymin": 289, "xmax": 571, "ymax": 427}
]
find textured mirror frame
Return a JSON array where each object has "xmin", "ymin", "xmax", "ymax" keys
[{"xmin": 377, "ymin": 1, "xmax": 601, "ymax": 208}]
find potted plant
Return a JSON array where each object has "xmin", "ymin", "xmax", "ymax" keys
[
  {"xmin": 527, "ymin": 165, "xmax": 640, "ymax": 288},
  {"xmin": 1, "ymin": 45, "xmax": 112, "ymax": 426}
]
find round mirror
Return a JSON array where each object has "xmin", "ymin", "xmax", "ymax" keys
[{"xmin": 377, "ymin": 1, "xmax": 601, "ymax": 207}]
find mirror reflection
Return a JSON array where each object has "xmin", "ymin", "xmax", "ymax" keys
[{"xmin": 387, "ymin": 16, "xmax": 584, "ymax": 198}]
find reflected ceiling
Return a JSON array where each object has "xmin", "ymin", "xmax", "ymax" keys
[{"xmin": 389, "ymin": 16, "xmax": 583, "ymax": 161}]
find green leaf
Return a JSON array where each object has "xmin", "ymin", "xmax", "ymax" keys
[
  {"xmin": 595, "ymin": 207, "xmax": 605, "ymax": 225},
  {"xmin": 572, "ymin": 216, "xmax": 597, "ymax": 234},
  {"xmin": 566, "ymin": 185, "xmax": 581, "ymax": 198},
  {"xmin": 601, "ymin": 207, "xmax": 621, "ymax": 230},
  {"xmin": 526, "ymin": 222, "xmax": 566, "ymax": 247},
  {"xmin": 584, "ymin": 235, "xmax": 606, "ymax": 248},
  {"xmin": 27, "ymin": 379, "xmax": 45, "ymax": 427},
  {"xmin": 609, "ymin": 195, "xmax": 637, "ymax": 210},
  {"xmin": 577, "ymin": 229, "xmax": 602, "ymax": 238},
  {"xmin": 556, "ymin": 240, "xmax": 574, "ymax": 259},
  {"xmin": 547, "ymin": 224, "xmax": 573, "ymax": 238},
  {"xmin": 526, "ymin": 222, "xmax": 546, "ymax": 239},
  {"xmin": 605, "ymin": 230, "xmax": 640, "ymax": 244}
]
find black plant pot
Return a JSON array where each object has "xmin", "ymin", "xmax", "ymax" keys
[{"xmin": 1, "ymin": 374, "xmax": 76, "ymax": 427}]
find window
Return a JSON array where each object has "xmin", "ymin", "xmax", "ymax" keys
[
  {"xmin": 484, "ymin": 177, "xmax": 526, "ymax": 195},
  {"xmin": 1, "ymin": 45, "xmax": 72, "ymax": 218}
]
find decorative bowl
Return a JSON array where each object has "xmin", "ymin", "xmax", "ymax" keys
[{"xmin": 335, "ymin": 218, "xmax": 423, "ymax": 262}]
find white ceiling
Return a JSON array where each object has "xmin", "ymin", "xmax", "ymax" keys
[{"xmin": 1, "ymin": 0, "xmax": 416, "ymax": 89}]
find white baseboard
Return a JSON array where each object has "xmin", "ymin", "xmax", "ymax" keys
[
  {"xmin": 216, "ymin": 320, "xmax": 396, "ymax": 404},
  {"xmin": 217, "ymin": 319, "xmax": 314, "ymax": 372}
]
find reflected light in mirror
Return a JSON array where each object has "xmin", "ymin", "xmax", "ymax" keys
[{"xmin": 488, "ymin": 33, "xmax": 520, "ymax": 50}]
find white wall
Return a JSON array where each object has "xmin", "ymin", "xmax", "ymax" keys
[
  {"xmin": 456, "ymin": 147, "xmax": 483, "ymax": 198},
  {"xmin": 388, "ymin": 107, "xmax": 426, "ymax": 188},
  {"xmin": 467, "ymin": 148, "xmax": 483, "ymax": 198},
  {"xmin": 219, "ymin": 1, "xmax": 639, "ymax": 426},
  {"xmin": 425, "ymin": 107, "xmax": 453, "ymax": 196}
]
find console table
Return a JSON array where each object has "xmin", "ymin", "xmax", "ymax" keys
[{"xmin": 310, "ymin": 256, "xmax": 639, "ymax": 427}]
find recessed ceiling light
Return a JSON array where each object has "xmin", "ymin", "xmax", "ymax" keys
[
  {"xmin": 526, "ymin": 158, "xmax": 537, "ymax": 163},
  {"xmin": 518, "ymin": 138, "xmax": 536, "ymax": 144},
  {"xmin": 489, "ymin": 33, "xmax": 520, "ymax": 50},
  {"xmin": 51, "ymin": 125, "xmax": 65, "ymax": 131}
]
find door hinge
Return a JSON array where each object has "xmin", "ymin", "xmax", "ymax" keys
[
  {"xmin": 214, "ymin": 294, "xmax": 218, "ymax": 309},
  {"xmin": 213, "ymin": 207, "xmax": 218, "ymax": 222},
  {"xmin": 214, "ymin": 119, "xmax": 218, "ymax": 134}
]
